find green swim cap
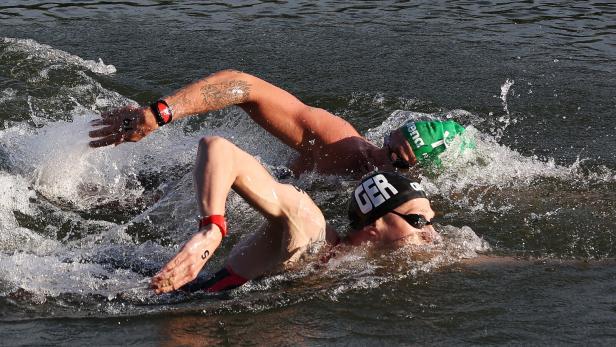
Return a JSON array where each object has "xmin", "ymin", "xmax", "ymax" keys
[{"xmin": 401, "ymin": 120, "xmax": 467, "ymax": 167}]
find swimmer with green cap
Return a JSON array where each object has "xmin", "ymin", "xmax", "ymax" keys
[
  {"xmin": 90, "ymin": 69, "xmax": 467, "ymax": 175},
  {"xmin": 386, "ymin": 119, "xmax": 469, "ymax": 169}
]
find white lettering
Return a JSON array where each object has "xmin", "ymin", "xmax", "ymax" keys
[
  {"xmin": 373, "ymin": 174, "xmax": 398, "ymax": 199},
  {"xmin": 354, "ymin": 175, "xmax": 400, "ymax": 214},
  {"xmin": 431, "ymin": 131, "xmax": 450, "ymax": 148},
  {"xmin": 354, "ymin": 185, "xmax": 372, "ymax": 214},
  {"xmin": 363, "ymin": 179, "xmax": 383, "ymax": 208},
  {"xmin": 410, "ymin": 182, "xmax": 423, "ymax": 191},
  {"xmin": 406, "ymin": 122, "xmax": 425, "ymax": 147}
]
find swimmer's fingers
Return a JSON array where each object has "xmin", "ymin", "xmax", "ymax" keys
[
  {"xmin": 89, "ymin": 118, "xmax": 108, "ymax": 127},
  {"xmin": 152, "ymin": 246, "xmax": 203, "ymax": 293},
  {"xmin": 152, "ymin": 255, "xmax": 203, "ymax": 294},
  {"xmin": 89, "ymin": 116, "xmax": 118, "ymax": 132},
  {"xmin": 151, "ymin": 266, "xmax": 188, "ymax": 293},
  {"xmin": 151, "ymin": 230, "xmax": 221, "ymax": 294},
  {"xmin": 152, "ymin": 268, "xmax": 197, "ymax": 294},
  {"xmin": 88, "ymin": 107, "xmax": 134, "ymax": 129},
  {"xmin": 151, "ymin": 261, "xmax": 182, "ymax": 293},
  {"xmin": 89, "ymin": 125, "xmax": 141, "ymax": 141},
  {"xmin": 387, "ymin": 129, "xmax": 417, "ymax": 166},
  {"xmin": 88, "ymin": 133, "xmax": 124, "ymax": 148},
  {"xmin": 88, "ymin": 125, "xmax": 118, "ymax": 139},
  {"xmin": 394, "ymin": 143, "xmax": 415, "ymax": 164},
  {"xmin": 89, "ymin": 126, "xmax": 148, "ymax": 147},
  {"xmin": 88, "ymin": 110, "xmax": 126, "ymax": 147}
]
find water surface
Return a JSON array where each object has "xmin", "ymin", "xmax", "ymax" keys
[{"xmin": 1, "ymin": 1, "xmax": 615, "ymax": 345}]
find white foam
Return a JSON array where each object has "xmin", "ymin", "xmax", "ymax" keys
[
  {"xmin": 428, "ymin": 126, "xmax": 571, "ymax": 193},
  {"xmin": 300, "ymin": 224, "xmax": 490, "ymax": 301},
  {"xmin": 0, "ymin": 172, "xmax": 33, "ymax": 215},
  {"xmin": 0, "ymin": 172, "xmax": 64, "ymax": 256},
  {"xmin": 0, "ymin": 114, "xmax": 137, "ymax": 207},
  {"xmin": 0, "ymin": 251, "xmax": 147, "ymax": 298},
  {"xmin": 364, "ymin": 109, "xmax": 584, "ymax": 196},
  {"xmin": 2, "ymin": 37, "xmax": 117, "ymax": 75},
  {"xmin": 0, "ymin": 88, "xmax": 18, "ymax": 104}
]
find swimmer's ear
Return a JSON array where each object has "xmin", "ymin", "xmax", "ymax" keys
[
  {"xmin": 365, "ymin": 222, "xmax": 380, "ymax": 242},
  {"xmin": 347, "ymin": 222, "xmax": 380, "ymax": 246}
]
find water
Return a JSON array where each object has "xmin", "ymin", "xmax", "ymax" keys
[{"xmin": 1, "ymin": 1, "xmax": 616, "ymax": 345}]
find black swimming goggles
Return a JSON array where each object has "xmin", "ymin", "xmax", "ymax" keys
[{"xmin": 389, "ymin": 210, "xmax": 434, "ymax": 229}]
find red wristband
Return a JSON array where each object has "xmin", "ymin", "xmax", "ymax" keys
[
  {"xmin": 199, "ymin": 215, "xmax": 227, "ymax": 237},
  {"xmin": 150, "ymin": 99, "xmax": 173, "ymax": 126}
]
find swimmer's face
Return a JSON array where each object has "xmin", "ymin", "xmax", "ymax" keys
[
  {"xmin": 379, "ymin": 198, "xmax": 440, "ymax": 246},
  {"xmin": 346, "ymin": 197, "xmax": 440, "ymax": 247},
  {"xmin": 384, "ymin": 127, "xmax": 417, "ymax": 169}
]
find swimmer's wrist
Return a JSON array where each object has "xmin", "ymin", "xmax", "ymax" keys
[
  {"xmin": 149, "ymin": 99, "xmax": 173, "ymax": 126},
  {"xmin": 142, "ymin": 107, "xmax": 160, "ymax": 130},
  {"xmin": 199, "ymin": 224, "xmax": 224, "ymax": 241},
  {"xmin": 198, "ymin": 215, "xmax": 228, "ymax": 237}
]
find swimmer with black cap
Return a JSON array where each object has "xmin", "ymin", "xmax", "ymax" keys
[
  {"xmin": 345, "ymin": 171, "xmax": 440, "ymax": 246},
  {"xmin": 90, "ymin": 70, "xmax": 468, "ymax": 176},
  {"xmin": 150, "ymin": 133, "xmax": 439, "ymax": 294}
]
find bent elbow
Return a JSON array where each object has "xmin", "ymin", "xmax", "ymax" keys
[{"xmin": 198, "ymin": 135, "xmax": 230, "ymax": 151}]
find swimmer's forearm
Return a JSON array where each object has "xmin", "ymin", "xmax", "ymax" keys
[
  {"xmin": 163, "ymin": 69, "xmax": 256, "ymax": 121},
  {"xmin": 158, "ymin": 69, "xmax": 326, "ymax": 152},
  {"xmin": 194, "ymin": 136, "xmax": 238, "ymax": 217},
  {"xmin": 196, "ymin": 136, "xmax": 295, "ymax": 220}
]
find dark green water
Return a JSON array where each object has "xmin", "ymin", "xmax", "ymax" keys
[{"xmin": 1, "ymin": 1, "xmax": 615, "ymax": 345}]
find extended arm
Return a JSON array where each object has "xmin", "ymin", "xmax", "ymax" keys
[
  {"xmin": 89, "ymin": 70, "xmax": 359, "ymax": 153},
  {"xmin": 151, "ymin": 136, "xmax": 312, "ymax": 294}
]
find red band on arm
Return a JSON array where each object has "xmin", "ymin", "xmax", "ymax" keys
[
  {"xmin": 150, "ymin": 99, "xmax": 173, "ymax": 126},
  {"xmin": 199, "ymin": 215, "xmax": 227, "ymax": 237},
  {"xmin": 155, "ymin": 100, "xmax": 172, "ymax": 124}
]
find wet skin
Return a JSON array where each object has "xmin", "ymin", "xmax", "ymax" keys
[
  {"xmin": 346, "ymin": 197, "xmax": 439, "ymax": 247},
  {"xmin": 88, "ymin": 70, "xmax": 418, "ymax": 176}
]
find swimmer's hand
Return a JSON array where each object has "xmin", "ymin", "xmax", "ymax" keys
[
  {"xmin": 384, "ymin": 128, "xmax": 417, "ymax": 168},
  {"xmin": 88, "ymin": 105, "xmax": 159, "ymax": 147},
  {"xmin": 151, "ymin": 224, "xmax": 223, "ymax": 294}
]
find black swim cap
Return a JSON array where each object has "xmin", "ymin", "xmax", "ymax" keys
[{"xmin": 348, "ymin": 172, "xmax": 427, "ymax": 230}]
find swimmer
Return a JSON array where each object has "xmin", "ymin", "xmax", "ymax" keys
[
  {"xmin": 89, "ymin": 70, "xmax": 466, "ymax": 176},
  {"xmin": 150, "ymin": 136, "xmax": 438, "ymax": 294}
]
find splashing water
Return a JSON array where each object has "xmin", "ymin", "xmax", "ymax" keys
[
  {"xmin": 495, "ymin": 78, "xmax": 515, "ymax": 140},
  {"xmin": 2, "ymin": 37, "xmax": 117, "ymax": 75},
  {"xmin": 0, "ymin": 35, "xmax": 311, "ymax": 313},
  {"xmin": 1, "ymin": 38, "xmax": 613, "ymax": 319}
]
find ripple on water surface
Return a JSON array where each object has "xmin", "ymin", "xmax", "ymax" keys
[{"xmin": 0, "ymin": 35, "xmax": 614, "ymax": 328}]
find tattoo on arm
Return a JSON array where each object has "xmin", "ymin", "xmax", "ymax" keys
[
  {"xmin": 201, "ymin": 249, "xmax": 210, "ymax": 260},
  {"xmin": 201, "ymin": 80, "xmax": 251, "ymax": 110}
]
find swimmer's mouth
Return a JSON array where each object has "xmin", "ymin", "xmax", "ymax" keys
[{"xmin": 391, "ymin": 228, "xmax": 441, "ymax": 245}]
